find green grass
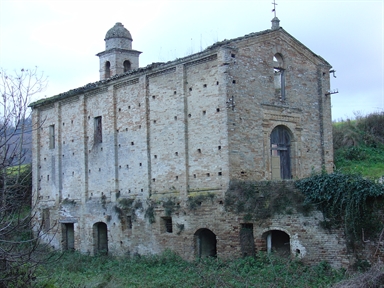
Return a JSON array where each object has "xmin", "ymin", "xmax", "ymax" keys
[
  {"xmin": 334, "ymin": 144, "xmax": 384, "ymax": 179},
  {"xmin": 35, "ymin": 250, "xmax": 347, "ymax": 288}
]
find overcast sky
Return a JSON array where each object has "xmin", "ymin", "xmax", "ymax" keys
[{"xmin": 0, "ymin": 0, "xmax": 383, "ymax": 120}]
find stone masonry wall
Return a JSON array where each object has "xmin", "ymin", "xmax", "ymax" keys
[{"xmin": 31, "ymin": 27, "xmax": 343, "ymax": 267}]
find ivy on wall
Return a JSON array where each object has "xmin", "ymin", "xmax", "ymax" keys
[{"xmin": 295, "ymin": 171, "xmax": 384, "ymax": 242}]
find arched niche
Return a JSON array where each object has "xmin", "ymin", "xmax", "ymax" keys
[{"xmin": 194, "ymin": 228, "xmax": 217, "ymax": 258}]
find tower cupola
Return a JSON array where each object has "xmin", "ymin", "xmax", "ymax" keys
[
  {"xmin": 105, "ymin": 22, "xmax": 133, "ymax": 50},
  {"xmin": 96, "ymin": 22, "xmax": 142, "ymax": 80}
]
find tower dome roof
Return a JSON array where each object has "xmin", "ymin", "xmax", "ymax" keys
[{"xmin": 105, "ymin": 22, "xmax": 132, "ymax": 40}]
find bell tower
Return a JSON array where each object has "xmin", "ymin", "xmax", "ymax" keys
[{"xmin": 96, "ymin": 23, "xmax": 142, "ymax": 80}]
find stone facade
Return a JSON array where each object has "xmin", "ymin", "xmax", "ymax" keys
[{"xmin": 30, "ymin": 20, "xmax": 349, "ymax": 267}]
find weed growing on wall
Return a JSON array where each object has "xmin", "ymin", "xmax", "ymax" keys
[
  {"xmin": 225, "ymin": 181, "xmax": 312, "ymax": 221},
  {"xmin": 187, "ymin": 193, "xmax": 215, "ymax": 210},
  {"xmin": 114, "ymin": 198, "xmax": 141, "ymax": 222},
  {"xmin": 162, "ymin": 198, "xmax": 180, "ymax": 216},
  {"xmin": 145, "ymin": 201, "xmax": 156, "ymax": 224}
]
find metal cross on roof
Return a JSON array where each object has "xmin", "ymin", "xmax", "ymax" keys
[{"xmin": 272, "ymin": 0, "xmax": 278, "ymax": 18}]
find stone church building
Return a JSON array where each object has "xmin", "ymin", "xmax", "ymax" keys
[{"xmin": 30, "ymin": 18, "xmax": 349, "ymax": 267}]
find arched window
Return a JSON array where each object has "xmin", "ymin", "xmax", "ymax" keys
[
  {"xmin": 93, "ymin": 222, "xmax": 108, "ymax": 255},
  {"xmin": 194, "ymin": 228, "xmax": 217, "ymax": 258},
  {"xmin": 271, "ymin": 125, "xmax": 291, "ymax": 180},
  {"xmin": 105, "ymin": 61, "xmax": 111, "ymax": 79},
  {"xmin": 123, "ymin": 60, "xmax": 131, "ymax": 72},
  {"xmin": 273, "ymin": 53, "xmax": 285, "ymax": 101}
]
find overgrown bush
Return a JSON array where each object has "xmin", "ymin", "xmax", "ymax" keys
[
  {"xmin": 35, "ymin": 250, "xmax": 347, "ymax": 287},
  {"xmin": 333, "ymin": 112, "xmax": 384, "ymax": 150}
]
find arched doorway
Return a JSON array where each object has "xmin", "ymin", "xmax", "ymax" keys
[
  {"xmin": 264, "ymin": 230, "xmax": 290, "ymax": 256},
  {"xmin": 271, "ymin": 125, "xmax": 292, "ymax": 180},
  {"xmin": 93, "ymin": 222, "xmax": 108, "ymax": 255},
  {"xmin": 194, "ymin": 228, "xmax": 217, "ymax": 258}
]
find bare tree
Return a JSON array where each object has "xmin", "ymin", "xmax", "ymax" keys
[{"xmin": 0, "ymin": 68, "xmax": 57, "ymax": 287}]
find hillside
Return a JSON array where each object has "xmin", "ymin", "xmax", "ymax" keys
[{"xmin": 333, "ymin": 112, "xmax": 384, "ymax": 179}]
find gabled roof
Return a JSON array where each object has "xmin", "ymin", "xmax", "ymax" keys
[{"xmin": 30, "ymin": 27, "xmax": 330, "ymax": 108}]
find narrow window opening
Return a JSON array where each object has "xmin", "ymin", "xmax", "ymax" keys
[
  {"xmin": 162, "ymin": 217, "xmax": 173, "ymax": 233},
  {"xmin": 197, "ymin": 149, "xmax": 201, "ymax": 153},
  {"xmin": 216, "ymin": 81, "xmax": 219, "ymax": 85},
  {"xmin": 42, "ymin": 208, "xmax": 50, "ymax": 232},
  {"xmin": 127, "ymin": 216, "xmax": 132, "ymax": 229},
  {"xmin": 188, "ymin": 114, "xmax": 191, "ymax": 118},
  {"xmin": 175, "ymin": 152, "xmax": 178, "ymax": 156},
  {"xmin": 218, "ymin": 146, "xmax": 221, "ymax": 150},
  {"xmin": 193, "ymin": 174, "xmax": 196, "ymax": 178},
  {"xmin": 94, "ymin": 116, "xmax": 102, "ymax": 144},
  {"xmin": 218, "ymin": 172, "xmax": 222, "ymax": 176},
  {"xmin": 273, "ymin": 54, "xmax": 285, "ymax": 101},
  {"xmin": 174, "ymin": 116, "xmax": 177, "ymax": 120},
  {"xmin": 189, "ymin": 87, "xmax": 192, "ymax": 91},
  {"xmin": 231, "ymin": 53, "xmax": 236, "ymax": 58},
  {"xmin": 49, "ymin": 125, "xmax": 55, "ymax": 149},
  {"xmin": 174, "ymin": 91, "xmax": 177, "ymax": 95},
  {"xmin": 206, "ymin": 173, "xmax": 210, "ymax": 177},
  {"xmin": 152, "ymin": 95, "xmax": 156, "ymax": 99},
  {"xmin": 216, "ymin": 108, "xmax": 220, "ymax": 112},
  {"xmin": 131, "ymin": 142, "xmax": 134, "ymax": 145},
  {"xmin": 232, "ymin": 80, "xmax": 236, "ymax": 84},
  {"xmin": 154, "ymin": 155, "xmax": 157, "ymax": 159},
  {"xmin": 203, "ymin": 84, "xmax": 207, "ymax": 88},
  {"xmin": 175, "ymin": 176, "xmax": 178, "ymax": 180},
  {"xmin": 203, "ymin": 110, "xmax": 206, "ymax": 115}
]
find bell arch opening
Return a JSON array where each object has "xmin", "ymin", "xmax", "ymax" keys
[
  {"xmin": 123, "ymin": 60, "xmax": 131, "ymax": 72},
  {"xmin": 105, "ymin": 61, "xmax": 111, "ymax": 78},
  {"xmin": 271, "ymin": 125, "xmax": 292, "ymax": 180},
  {"xmin": 194, "ymin": 228, "xmax": 217, "ymax": 258},
  {"xmin": 93, "ymin": 222, "xmax": 108, "ymax": 255}
]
